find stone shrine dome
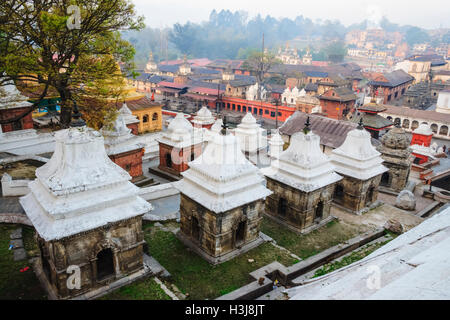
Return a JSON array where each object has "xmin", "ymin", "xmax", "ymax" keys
[
  {"xmin": 331, "ymin": 126, "xmax": 388, "ymax": 180},
  {"xmin": 263, "ymin": 130, "xmax": 342, "ymax": 192},
  {"xmin": 380, "ymin": 126, "xmax": 411, "ymax": 150}
]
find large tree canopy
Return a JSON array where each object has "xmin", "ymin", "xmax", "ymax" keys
[{"xmin": 0, "ymin": 0, "xmax": 144, "ymax": 127}]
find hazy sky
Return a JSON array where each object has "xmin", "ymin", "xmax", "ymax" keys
[{"xmin": 132, "ymin": 0, "xmax": 449, "ymax": 29}]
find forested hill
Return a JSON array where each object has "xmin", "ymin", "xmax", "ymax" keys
[{"xmin": 121, "ymin": 9, "xmax": 447, "ymax": 69}]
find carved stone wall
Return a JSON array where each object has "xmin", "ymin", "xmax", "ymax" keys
[
  {"xmin": 179, "ymin": 194, "xmax": 263, "ymax": 259},
  {"xmin": 265, "ymin": 177, "xmax": 336, "ymax": 232},
  {"xmin": 37, "ymin": 216, "xmax": 144, "ymax": 299},
  {"xmin": 332, "ymin": 174, "xmax": 382, "ymax": 214}
]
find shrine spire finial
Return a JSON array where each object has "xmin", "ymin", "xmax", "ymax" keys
[
  {"xmin": 303, "ymin": 116, "xmax": 311, "ymax": 134},
  {"xmin": 70, "ymin": 100, "xmax": 86, "ymax": 128},
  {"xmin": 221, "ymin": 116, "xmax": 229, "ymax": 136}
]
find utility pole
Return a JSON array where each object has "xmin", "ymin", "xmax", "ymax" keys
[
  {"xmin": 275, "ymin": 98, "xmax": 279, "ymax": 129},
  {"xmin": 217, "ymin": 83, "xmax": 221, "ymax": 115},
  {"xmin": 259, "ymin": 32, "xmax": 265, "ymax": 100}
]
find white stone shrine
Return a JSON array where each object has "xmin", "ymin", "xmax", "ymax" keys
[{"xmin": 234, "ymin": 112, "xmax": 267, "ymax": 154}]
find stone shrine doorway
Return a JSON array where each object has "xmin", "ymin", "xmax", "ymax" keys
[
  {"xmin": 235, "ymin": 221, "xmax": 246, "ymax": 247},
  {"xmin": 165, "ymin": 153, "xmax": 172, "ymax": 168},
  {"xmin": 278, "ymin": 197, "xmax": 287, "ymax": 216},
  {"xmin": 96, "ymin": 248, "xmax": 115, "ymax": 281},
  {"xmin": 314, "ymin": 201, "xmax": 324, "ymax": 222},
  {"xmin": 366, "ymin": 186, "xmax": 375, "ymax": 206},
  {"xmin": 334, "ymin": 185, "xmax": 344, "ymax": 202},
  {"xmin": 381, "ymin": 172, "xmax": 390, "ymax": 187},
  {"xmin": 191, "ymin": 216, "xmax": 201, "ymax": 242}
]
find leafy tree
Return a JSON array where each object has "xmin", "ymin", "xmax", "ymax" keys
[
  {"xmin": 0, "ymin": 0, "xmax": 144, "ymax": 128},
  {"xmin": 324, "ymin": 41, "xmax": 347, "ymax": 63},
  {"xmin": 242, "ymin": 51, "xmax": 281, "ymax": 84},
  {"xmin": 405, "ymin": 27, "xmax": 429, "ymax": 46}
]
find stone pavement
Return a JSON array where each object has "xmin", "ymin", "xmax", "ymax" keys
[
  {"xmin": 9, "ymin": 227, "xmax": 27, "ymax": 261},
  {"xmin": 0, "ymin": 197, "xmax": 25, "ymax": 214}
]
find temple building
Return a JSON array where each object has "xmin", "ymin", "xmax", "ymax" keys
[
  {"xmin": 352, "ymin": 100, "xmax": 393, "ymax": 139},
  {"xmin": 261, "ymin": 119, "xmax": 342, "ymax": 233},
  {"xmin": 282, "ymin": 87, "xmax": 301, "ymax": 106},
  {"xmin": 330, "ymin": 120, "xmax": 388, "ymax": 214},
  {"xmin": 101, "ymin": 113, "xmax": 145, "ymax": 179},
  {"xmin": 410, "ymin": 123, "xmax": 434, "ymax": 164},
  {"xmin": 436, "ymin": 89, "xmax": 450, "ymax": 114},
  {"xmin": 302, "ymin": 48, "xmax": 313, "ymax": 65},
  {"xmin": 19, "ymin": 109, "xmax": 152, "ymax": 299},
  {"xmin": 245, "ymin": 83, "xmax": 267, "ymax": 101},
  {"xmin": 144, "ymin": 52, "xmax": 158, "ymax": 73},
  {"xmin": 191, "ymin": 106, "xmax": 215, "ymax": 129},
  {"xmin": 157, "ymin": 113, "xmax": 203, "ymax": 176},
  {"xmin": 118, "ymin": 97, "xmax": 163, "ymax": 134},
  {"xmin": 175, "ymin": 121, "xmax": 272, "ymax": 264},
  {"xmin": 234, "ymin": 112, "xmax": 267, "ymax": 154},
  {"xmin": 118, "ymin": 102, "xmax": 140, "ymax": 135},
  {"xmin": 376, "ymin": 119, "xmax": 412, "ymax": 192}
]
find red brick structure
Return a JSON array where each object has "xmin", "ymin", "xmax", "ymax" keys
[
  {"xmin": 0, "ymin": 107, "xmax": 34, "ymax": 132},
  {"xmin": 158, "ymin": 142, "xmax": 202, "ymax": 176},
  {"xmin": 109, "ymin": 148, "xmax": 145, "ymax": 178},
  {"xmin": 218, "ymin": 96, "xmax": 296, "ymax": 122},
  {"xmin": 318, "ymin": 87, "xmax": 357, "ymax": 120},
  {"xmin": 157, "ymin": 113, "xmax": 203, "ymax": 176},
  {"xmin": 367, "ymin": 70, "xmax": 414, "ymax": 104}
]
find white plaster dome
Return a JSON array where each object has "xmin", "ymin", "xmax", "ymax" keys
[
  {"xmin": 168, "ymin": 113, "xmax": 193, "ymax": 134},
  {"xmin": 241, "ymin": 112, "xmax": 257, "ymax": 124},
  {"xmin": 197, "ymin": 106, "xmax": 212, "ymax": 118},
  {"xmin": 413, "ymin": 123, "xmax": 433, "ymax": 136}
]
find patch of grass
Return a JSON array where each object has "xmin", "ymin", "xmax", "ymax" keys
[
  {"xmin": 313, "ymin": 239, "xmax": 393, "ymax": 278},
  {"xmin": 145, "ymin": 227, "xmax": 297, "ymax": 300},
  {"xmin": 100, "ymin": 277, "xmax": 171, "ymax": 300},
  {"xmin": 0, "ymin": 224, "xmax": 47, "ymax": 300},
  {"xmin": 261, "ymin": 217, "xmax": 363, "ymax": 259}
]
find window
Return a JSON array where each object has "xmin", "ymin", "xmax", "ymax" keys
[
  {"xmin": 253, "ymin": 108, "xmax": 257, "ymax": 114},
  {"xmin": 271, "ymin": 112, "xmax": 276, "ymax": 117},
  {"xmin": 152, "ymin": 113, "xmax": 158, "ymax": 121},
  {"xmin": 237, "ymin": 105, "xmax": 241, "ymax": 111},
  {"xmin": 243, "ymin": 106, "xmax": 246, "ymax": 112},
  {"xmin": 125, "ymin": 164, "xmax": 131, "ymax": 172},
  {"xmin": 278, "ymin": 112, "xmax": 282, "ymax": 116},
  {"xmin": 259, "ymin": 109, "xmax": 263, "ymax": 115},
  {"xmin": 265, "ymin": 110, "xmax": 269, "ymax": 115},
  {"xmin": 248, "ymin": 107, "xmax": 252, "ymax": 112},
  {"xmin": 227, "ymin": 103, "xmax": 231, "ymax": 109},
  {"xmin": 143, "ymin": 115, "xmax": 149, "ymax": 123}
]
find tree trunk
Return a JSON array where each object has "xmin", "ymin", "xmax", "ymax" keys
[{"xmin": 58, "ymin": 88, "xmax": 72, "ymax": 128}]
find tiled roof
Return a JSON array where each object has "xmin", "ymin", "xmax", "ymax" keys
[
  {"xmin": 305, "ymin": 83, "xmax": 318, "ymax": 91},
  {"xmin": 319, "ymin": 87, "xmax": 357, "ymax": 102},
  {"xmin": 380, "ymin": 104, "xmax": 450, "ymax": 123},
  {"xmin": 116, "ymin": 96, "xmax": 162, "ymax": 112},
  {"xmin": 279, "ymin": 111, "xmax": 359, "ymax": 149},
  {"xmin": 368, "ymin": 69, "xmax": 414, "ymax": 88}
]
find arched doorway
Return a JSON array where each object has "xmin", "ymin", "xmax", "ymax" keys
[
  {"xmin": 314, "ymin": 201, "xmax": 324, "ymax": 222},
  {"xmin": 235, "ymin": 221, "xmax": 246, "ymax": 247},
  {"xmin": 278, "ymin": 197, "xmax": 287, "ymax": 216},
  {"xmin": 191, "ymin": 216, "xmax": 200, "ymax": 242},
  {"xmin": 96, "ymin": 248, "xmax": 115, "ymax": 281},
  {"xmin": 366, "ymin": 186, "xmax": 375, "ymax": 206},
  {"xmin": 165, "ymin": 153, "xmax": 172, "ymax": 168},
  {"xmin": 334, "ymin": 184, "xmax": 344, "ymax": 202},
  {"xmin": 381, "ymin": 172, "xmax": 390, "ymax": 187}
]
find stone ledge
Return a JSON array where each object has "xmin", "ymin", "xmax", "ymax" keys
[
  {"xmin": 215, "ymin": 228, "xmax": 386, "ymax": 300},
  {"xmin": 0, "ymin": 213, "xmax": 32, "ymax": 226},
  {"xmin": 263, "ymin": 212, "xmax": 335, "ymax": 235},
  {"xmin": 176, "ymin": 230, "xmax": 264, "ymax": 265}
]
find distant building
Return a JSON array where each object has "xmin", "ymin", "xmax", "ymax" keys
[{"xmin": 318, "ymin": 87, "xmax": 357, "ymax": 120}]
